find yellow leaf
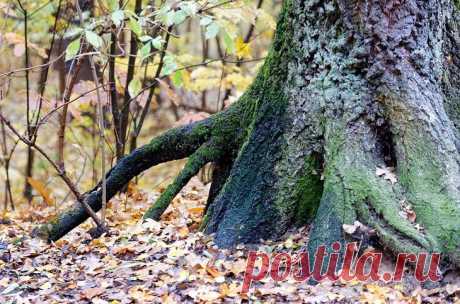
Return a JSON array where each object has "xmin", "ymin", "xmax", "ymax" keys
[
  {"xmin": 188, "ymin": 206, "xmax": 205, "ymax": 214},
  {"xmin": 219, "ymin": 283, "xmax": 229, "ymax": 297},
  {"xmin": 181, "ymin": 69, "xmax": 191, "ymax": 89},
  {"xmin": 178, "ymin": 226, "xmax": 189, "ymax": 238},
  {"xmin": 27, "ymin": 177, "xmax": 54, "ymax": 206},
  {"xmin": 0, "ymin": 277, "xmax": 9, "ymax": 287},
  {"xmin": 189, "ymin": 66, "xmax": 221, "ymax": 91},
  {"xmin": 115, "ymin": 77, "xmax": 125, "ymax": 95},
  {"xmin": 258, "ymin": 9, "xmax": 277, "ymax": 30},
  {"xmin": 206, "ymin": 265, "xmax": 221, "ymax": 278},
  {"xmin": 235, "ymin": 36, "xmax": 251, "ymax": 59}
]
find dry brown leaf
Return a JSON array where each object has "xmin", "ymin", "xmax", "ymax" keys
[
  {"xmin": 81, "ymin": 287, "xmax": 105, "ymax": 299},
  {"xmin": 406, "ymin": 209, "xmax": 417, "ymax": 222},
  {"xmin": 446, "ymin": 284, "xmax": 460, "ymax": 295},
  {"xmin": 206, "ymin": 265, "xmax": 221, "ymax": 278},
  {"xmin": 112, "ymin": 245, "xmax": 136, "ymax": 256},
  {"xmin": 128, "ymin": 286, "xmax": 155, "ymax": 302}
]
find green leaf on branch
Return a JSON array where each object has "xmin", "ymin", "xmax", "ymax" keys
[
  {"xmin": 200, "ymin": 16, "xmax": 213, "ymax": 26},
  {"xmin": 205, "ymin": 22, "xmax": 220, "ymax": 40},
  {"xmin": 85, "ymin": 31, "xmax": 103, "ymax": 49},
  {"xmin": 140, "ymin": 43, "xmax": 151, "ymax": 60},
  {"xmin": 111, "ymin": 10, "xmax": 124, "ymax": 27},
  {"xmin": 128, "ymin": 17, "xmax": 142, "ymax": 37},
  {"xmin": 128, "ymin": 78, "xmax": 142, "ymax": 98},
  {"xmin": 151, "ymin": 36, "xmax": 164, "ymax": 50},
  {"xmin": 172, "ymin": 70, "xmax": 183, "ymax": 87},
  {"xmin": 65, "ymin": 38, "xmax": 81, "ymax": 61},
  {"xmin": 161, "ymin": 54, "xmax": 177, "ymax": 76},
  {"xmin": 64, "ymin": 27, "xmax": 83, "ymax": 39},
  {"xmin": 139, "ymin": 35, "xmax": 152, "ymax": 42},
  {"xmin": 179, "ymin": 1, "xmax": 198, "ymax": 16},
  {"xmin": 173, "ymin": 10, "xmax": 187, "ymax": 25},
  {"xmin": 223, "ymin": 31, "xmax": 235, "ymax": 54}
]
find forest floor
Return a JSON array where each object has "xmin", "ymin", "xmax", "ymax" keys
[{"xmin": 1, "ymin": 177, "xmax": 460, "ymax": 303}]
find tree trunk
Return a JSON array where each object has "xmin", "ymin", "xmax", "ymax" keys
[{"xmin": 34, "ymin": 0, "xmax": 460, "ymax": 269}]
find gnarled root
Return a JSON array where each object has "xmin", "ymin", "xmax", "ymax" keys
[
  {"xmin": 32, "ymin": 104, "xmax": 243, "ymax": 242},
  {"xmin": 307, "ymin": 106, "xmax": 460, "ymax": 272}
]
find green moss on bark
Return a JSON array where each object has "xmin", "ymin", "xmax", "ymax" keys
[{"xmin": 292, "ymin": 155, "xmax": 323, "ymax": 225}]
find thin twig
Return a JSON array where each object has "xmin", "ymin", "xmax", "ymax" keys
[
  {"xmin": 37, "ymin": 84, "xmax": 108, "ymax": 127},
  {"xmin": 75, "ymin": 0, "xmax": 108, "ymax": 227},
  {"xmin": 132, "ymin": 27, "xmax": 172, "ymax": 140},
  {"xmin": 33, "ymin": 0, "xmax": 63, "ymax": 143},
  {"xmin": 0, "ymin": 113, "xmax": 105, "ymax": 228}
]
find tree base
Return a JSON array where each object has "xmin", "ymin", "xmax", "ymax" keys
[{"xmin": 33, "ymin": 0, "xmax": 460, "ymax": 271}]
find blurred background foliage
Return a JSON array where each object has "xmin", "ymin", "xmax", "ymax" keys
[{"xmin": 0, "ymin": 0, "xmax": 280, "ymax": 215}]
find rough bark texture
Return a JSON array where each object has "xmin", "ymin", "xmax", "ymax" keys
[
  {"xmin": 35, "ymin": 0, "xmax": 460, "ymax": 269},
  {"xmin": 205, "ymin": 0, "xmax": 460, "ymax": 266}
]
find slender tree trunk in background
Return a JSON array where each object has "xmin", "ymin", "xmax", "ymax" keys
[
  {"xmin": 56, "ymin": 58, "xmax": 83, "ymax": 173},
  {"xmin": 109, "ymin": 31, "xmax": 122, "ymax": 160},
  {"xmin": 19, "ymin": 4, "xmax": 34, "ymax": 204},
  {"xmin": 35, "ymin": 0, "xmax": 460, "ymax": 271},
  {"xmin": 1, "ymin": 115, "xmax": 15, "ymax": 211},
  {"xmin": 23, "ymin": 144, "xmax": 35, "ymax": 202},
  {"xmin": 119, "ymin": 0, "xmax": 142, "ymax": 160},
  {"xmin": 200, "ymin": 26, "xmax": 209, "ymax": 109}
]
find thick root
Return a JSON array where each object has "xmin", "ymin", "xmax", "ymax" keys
[
  {"xmin": 306, "ymin": 119, "xmax": 438, "ymax": 271},
  {"xmin": 32, "ymin": 117, "xmax": 216, "ymax": 241},
  {"xmin": 32, "ymin": 99, "xmax": 248, "ymax": 242},
  {"xmin": 308, "ymin": 112, "xmax": 460, "ymax": 266},
  {"xmin": 143, "ymin": 141, "xmax": 224, "ymax": 220}
]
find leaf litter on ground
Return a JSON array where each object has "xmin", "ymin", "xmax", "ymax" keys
[{"xmin": 1, "ymin": 177, "xmax": 460, "ymax": 303}]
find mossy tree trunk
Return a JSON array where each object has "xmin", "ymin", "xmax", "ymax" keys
[{"xmin": 35, "ymin": 0, "xmax": 460, "ymax": 268}]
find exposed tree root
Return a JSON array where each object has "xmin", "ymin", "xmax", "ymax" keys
[
  {"xmin": 305, "ymin": 118, "xmax": 453, "ymax": 272},
  {"xmin": 31, "ymin": 112, "xmax": 232, "ymax": 241},
  {"xmin": 143, "ymin": 141, "xmax": 225, "ymax": 220}
]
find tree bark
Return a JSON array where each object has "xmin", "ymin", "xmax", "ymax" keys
[{"xmin": 34, "ymin": 0, "xmax": 460, "ymax": 270}]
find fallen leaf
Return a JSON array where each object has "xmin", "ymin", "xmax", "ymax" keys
[
  {"xmin": 446, "ymin": 284, "xmax": 460, "ymax": 295},
  {"xmin": 188, "ymin": 207, "xmax": 205, "ymax": 214},
  {"xmin": 406, "ymin": 209, "xmax": 416, "ymax": 222},
  {"xmin": 81, "ymin": 287, "xmax": 105, "ymax": 299},
  {"xmin": 206, "ymin": 265, "xmax": 221, "ymax": 278},
  {"xmin": 178, "ymin": 226, "xmax": 189, "ymax": 238},
  {"xmin": 27, "ymin": 177, "xmax": 54, "ymax": 206},
  {"xmin": 342, "ymin": 222, "xmax": 359, "ymax": 234},
  {"xmin": 40, "ymin": 281, "xmax": 52, "ymax": 290}
]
